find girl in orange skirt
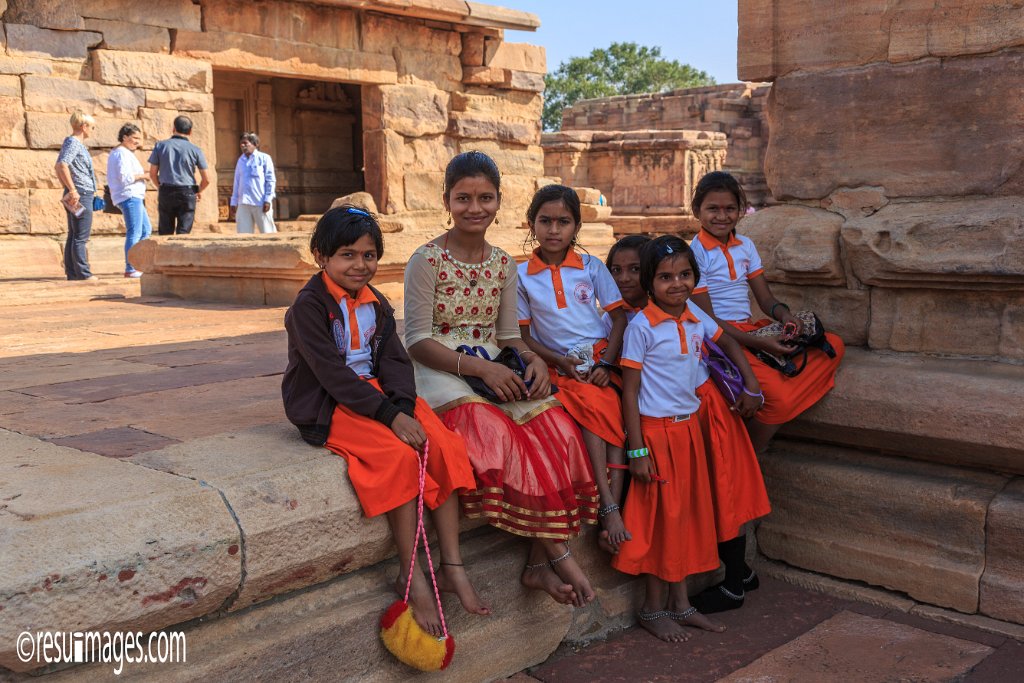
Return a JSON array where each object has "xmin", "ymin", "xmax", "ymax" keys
[
  {"xmin": 615, "ymin": 236, "xmax": 763, "ymax": 642},
  {"xmin": 517, "ymin": 185, "xmax": 631, "ymax": 552},
  {"xmin": 688, "ymin": 171, "xmax": 846, "ymax": 454},
  {"xmin": 282, "ymin": 206, "xmax": 489, "ymax": 637}
]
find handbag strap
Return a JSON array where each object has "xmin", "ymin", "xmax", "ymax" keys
[{"xmin": 400, "ymin": 440, "xmax": 449, "ymax": 639}]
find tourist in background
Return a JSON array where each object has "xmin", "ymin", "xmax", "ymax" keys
[
  {"xmin": 229, "ymin": 132, "xmax": 277, "ymax": 234},
  {"xmin": 54, "ymin": 111, "xmax": 98, "ymax": 281},
  {"xmin": 148, "ymin": 115, "xmax": 210, "ymax": 235},
  {"xmin": 107, "ymin": 123, "xmax": 151, "ymax": 278}
]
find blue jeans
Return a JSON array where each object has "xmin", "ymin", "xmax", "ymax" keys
[
  {"xmin": 119, "ymin": 196, "xmax": 152, "ymax": 274},
  {"xmin": 64, "ymin": 192, "xmax": 93, "ymax": 280}
]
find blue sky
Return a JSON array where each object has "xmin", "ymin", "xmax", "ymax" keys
[{"xmin": 504, "ymin": 1, "xmax": 740, "ymax": 84}]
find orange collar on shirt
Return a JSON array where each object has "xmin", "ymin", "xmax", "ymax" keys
[
  {"xmin": 321, "ymin": 272, "xmax": 378, "ymax": 350},
  {"xmin": 696, "ymin": 229, "xmax": 743, "ymax": 280},
  {"xmin": 642, "ymin": 302, "xmax": 698, "ymax": 354},
  {"xmin": 526, "ymin": 248, "xmax": 584, "ymax": 309}
]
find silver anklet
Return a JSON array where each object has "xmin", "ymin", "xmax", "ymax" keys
[
  {"xmin": 637, "ymin": 609, "xmax": 670, "ymax": 622},
  {"xmin": 598, "ymin": 503, "xmax": 620, "ymax": 518},
  {"xmin": 719, "ymin": 585, "xmax": 745, "ymax": 601},
  {"xmin": 523, "ymin": 560, "xmax": 547, "ymax": 570},
  {"xmin": 548, "ymin": 548, "xmax": 571, "ymax": 566}
]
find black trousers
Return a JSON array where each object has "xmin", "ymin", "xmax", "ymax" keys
[{"xmin": 157, "ymin": 184, "xmax": 197, "ymax": 235}]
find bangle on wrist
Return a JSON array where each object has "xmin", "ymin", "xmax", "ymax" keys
[
  {"xmin": 626, "ymin": 447, "xmax": 649, "ymax": 460},
  {"xmin": 456, "ymin": 350, "xmax": 463, "ymax": 376},
  {"xmin": 769, "ymin": 302, "xmax": 790, "ymax": 321},
  {"xmin": 742, "ymin": 386, "xmax": 764, "ymax": 403}
]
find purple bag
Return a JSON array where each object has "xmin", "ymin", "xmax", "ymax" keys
[{"xmin": 701, "ymin": 337, "xmax": 744, "ymax": 404}]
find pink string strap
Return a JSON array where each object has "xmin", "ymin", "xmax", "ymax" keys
[{"xmin": 400, "ymin": 440, "xmax": 449, "ymax": 639}]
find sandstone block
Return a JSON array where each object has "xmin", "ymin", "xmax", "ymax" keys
[
  {"xmin": 173, "ymin": 30, "xmax": 396, "ymax": 85},
  {"xmin": 0, "ymin": 93, "xmax": 28, "ymax": 148},
  {"xmin": 362, "ymin": 13, "xmax": 460, "ymax": 56},
  {"xmin": 484, "ymin": 39, "xmax": 546, "ymax": 73},
  {"xmin": 0, "ymin": 191, "xmax": 31, "ymax": 234},
  {"xmin": 363, "ymin": 84, "xmax": 448, "ymax": 138},
  {"xmin": 22, "ymin": 75, "xmax": 146, "ymax": 118},
  {"xmin": 403, "ymin": 171, "xmax": 445, "ymax": 211},
  {"xmin": 93, "ymin": 50, "xmax": 211, "ymax": 93},
  {"xmin": 580, "ymin": 203, "xmax": 612, "ymax": 222},
  {"xmin": 889, "ymin": 2, "xmax": 1024, "ymax": 62},
  {"xmin": 0, "ymin": 149, "xmax": 63, "ymax": 190},
  {"xmin": 395, "ymin": 48, "xmax": 462, "ymax": 91},
  {"xmin": 843, "ymin": 197, "xmax": 1024, "ymax": 289},
  {"xmin": 461, "ymin": 32, "xmax": 486, "ymax": 66},
  {"xmin": 78, "ymin": 0, "xmax": 201, "ymax": 31},
  {"xmin": 766, "ymin": 51, "xmax": 1024, "ymax": 199},
  {"xmin": 4, "ymin": 0, "xmax": 84, "ymax": 30},
  {"xmin": 83, "ymin": 18, "xmax": 170, "ymax": 53},
  {"xmin": 0, "ymin": 56, "xmax": 55, "ymax": 76},
  {"xmin": 757, "ymin": 440, "xmax": 1008, "ymax": 613},
  {"xmin": 26, "ymin": 112, "xmax": 131, "ymax": 149},
  {"xmin": 144, "ymin": 89, "xmax": 214, "ymax": 113},
  {"xmin": 765, "ymin": 283, "xmax": 869, "ymax": 346},
  {"xmin": 869, "ymin": 287, "xmax": 1023, "ymax": 360},
  {"xmin": 979, "ymin": 479, "xmax": 1024, "ymax": 625},
  {"xmin": 0, "ymin": 235, "xmax": 63, "ymax": 277},
  {"xmin": 820, "ymin": 186, "xmax": 888, "ymax": 220},
  {"xmin": 329, "ymin": 191, "xmax": 378, "ymax": 214},
  {"xmin": 462, "ymin": 65, "xmax": 508, "ymax": 86},
  {"xmin": 575, "ymin": 187, "xmax": 604, "ymax": 204},
  {"xmin": 739, "ymin": 205, "xmax": 845, "ymax": 286},
  {"xmin": 449, "ymin": 111, "xmax": 540, "ymax": 144},
  {"xmin": 785, "ymin": 348, "xmax": 1024, "ymax": 474},
  {"xmin": 5, "ymin": 24, "xmax": 102, "ymax": 61},
  {"xmin": 362, "ymin": 130, "xmax": 405, "ymax": 213},
  {"xmin": 506, "ymin": 69, "xmax": 545, "ymax": 92},
  {"xmin": 0, "ymin": 430, "xmax": 241, "ymax": 673},
  {"xmin": 452, "ymin": 88, "xmax": 542, "ymax": 119},
  {"xmin": 202, "ymin": 0, "xmax": 357, "ymax": 50},
  {"xmin": 140, "ymin": 109, "xmax": 215, "ymax": 157}
]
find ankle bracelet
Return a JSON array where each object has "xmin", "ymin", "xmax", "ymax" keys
[
  {"xmin": 549, "ymin": 548, "xmax": 571, "ymax": 566},
  {"xmin": 719, "ymin": 585, "xmax": 745, "ymax": 601},
  {"xmin": 598, "ymin": 503, "xmax": 620, "ymax": 518},
  {"xmin": 524, "ymin": 561, "xmax": 547, "ymax": 570}
]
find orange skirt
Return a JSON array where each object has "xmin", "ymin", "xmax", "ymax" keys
[
  {"xmin": 696, "ymin": 379, "xmax": 771, "ymax": 542},
  {"xmin": 442, "ymin": 402, "xmax": 598, "ymax": 541},
  {"xmin": 611, "ymin": 415, "xmax": 719, "ymax": 582},
  {"xmin": 325, "ymin": 380, "xmax": 476, "ymax": 519},
  {"xmin": 731, "ymin": 320, "xmax": 846, "ymax": 424},
  {"xmin": 550, "ymin": 369, "xmax": 625, "ymax": 447}
]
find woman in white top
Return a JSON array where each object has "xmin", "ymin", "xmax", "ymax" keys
[{"xmin": 106, "ymin": 124, "xmax": 151, "ymax": 278}]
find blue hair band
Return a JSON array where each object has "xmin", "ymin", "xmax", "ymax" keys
[{"xmin": 345, "ymin": 207, "xmax": 370, "ymax": 217}]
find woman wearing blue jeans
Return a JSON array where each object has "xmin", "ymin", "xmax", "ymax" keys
[{"xmin": 107, "ymin": 123, "xmax": 151, "ymax": 277}]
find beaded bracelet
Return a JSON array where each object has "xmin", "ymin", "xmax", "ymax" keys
[
  {"xmin": 626, "ymin": 447, "xmax": 649, "ymax": 460},
  {"xmin": 769, "ymin": 302, "xmax": 790, "ymax": 321}
]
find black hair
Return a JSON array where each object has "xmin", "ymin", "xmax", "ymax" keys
[
  {"xmin": 117, "ymin": 123, "xmax": 141, "ymax": 142},
  {"xmin": 526, "ymin": 184, "xmax": 581, "ymax": 226},
  {"xmin": 239, "ymin": 131, "xmax": 260, "ymax": 147},
  {"xmin": 309, "ymin": 205, "xmax": 384, "ymax": 261},
  {"xmin": 690, "ymin": 171, "xmax": 748, "ymax": 216},
  {"xmin": 638, "ymin": 235, "xmax": 701, "ymax": 300},
  {"xmin": 173, "ymin": 115, "xmax": 193, "ymax": 135},
  {"xmin": 606, "ymin": 235, "xmax": 652, "ymax": 269},
  {"xmin": 443, "ymin": 151, "xmax": 501, "ymax": 199}
]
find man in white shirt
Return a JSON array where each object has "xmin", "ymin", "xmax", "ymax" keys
[{"xmin": 229, "ymin": 132, "xmax": 277, "ymax": 234}]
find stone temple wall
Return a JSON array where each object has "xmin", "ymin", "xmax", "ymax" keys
[
  {"xmin": 0, "ymin": 0, "xmax": 547, "ymax": 251},
  {"xmin": 738, "ymin": 0, "xmax": 1024, "ymax": 625}
]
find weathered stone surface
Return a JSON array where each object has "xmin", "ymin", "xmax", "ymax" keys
[
  {"xmin": 765, "ymin": 51, "xmax": 1024, "ymax": 199},
  {"xmin": 484, "ymin": 39, "xmax": 546, "ymax": 73},
  {"xmin": 843, "ymin": 197, "xmax": 1024, "ymax": 289},
  {"xmin": 139, "ymin": 109, "xmax": 215, "ymax": 157},
  {"xmin": 0, "ymin": 192, "xmax": 31, "ymax": 235},
  {"xmin": 173, "ymin": 30, "xmax": 396, "ymax": 85},
  {"xmin": 0, "ymin": 56, "xmax": 56, "ymax": 76},
  {"xmin": 820, "ymin": 186, "xmax": 888, "ymax": 220},
  {"xmin": 329, "ymin": 191, "xmax": 378, "ymax": 214},
  {"xmin": 980, "ymin": 479, "xmax": 1024, "ymax": 625},
  {"xmin": 202, "ymin": 0, "xmax": 358, "ymax": 50},
  {"xmin": 93, "ymin": 49, "xmax": 212, "ymax": 93},
  {"xmin": 738, "ymin": 0, "xmax": 1024, "ymax": 81},
  {"xmin": 143, "ymin": 88, "xmax": 214, "ymax": 112},
  {"xmin": 4, "ymin": 0, "xmax": 84, "ymax": 30},
  {"xmin": 462, "ymin": 64, "xmax": 508, "ymax": 85},
  {"xmin": 78, "ymin": 0, "xmax": 201, "ymax": 31},
  {"xmin": 720, "ymin": 611, "xmax": 992, "ymax": 682},
  {"xmin": 757, "ymin": 440, "xmax": 1007, "ymax": 613},
  {"xmin": 575, "ymin": 187, "xmax": 604, "ymax": 204},
  {"xmin": 580, "ymin": 203, "xmax": 612, "ymax": 222},
  {"xmin": 29, "ymin": 187, "xmax": 132, "ymax": 235},
  {"xmin": 506, "ymin": 69, "xmax": 545, "ymax": 92},
  {"xmin": 26, "ymin": 112, "xmax": 132, "ymax": 149},
  {"xmin": 362, "ymin": 129, "xmax": 405, "ymax": 213},
  {"xmin": 869, "ymin": 287, "xmax": 1024, "ymax": 360},
  {"xmin": 5, "ymin": 24, "xmax": 102, "ymax": 61},
  {"xmin": 449, "ymin": 111, "xmax": 540, "ymax": 144},
  {"xmin": 363, "ymin": 84, "xmax": 449, "ymax": 137},
  {"xmin": 0, "ymin": 83, "xmax": 28, "ymax": 148},
  {"xmin": 22, "ymin": 75, "xmax": 146, "ymax": 117},
  {"xmin": 0, "ymin": 149, "xmax": 63, "ymax": 190},
  {"xmin": 403, "ymin": 171, "xmax": 445, "ymax": 211},
  {"xmin": 83, "ymin": 18, "xmax": 170, "ymax": 53},
  {"xmin": 362, "ymin": 12, "xmax": 460, "ymax": 56},
  {"xmin": 785, "ymin": 348, "xmax": 1024, "ymax": 474},
  {"xmin": 0, "ymin": 430, "xmax": 241, "ymax": 673},
  {"xmin": 765, "ymin": 283, "xmax": 869, "ymax": 346},
  {"xmin": 461, "ymin": 31, "xmax": 486, "ymax": 66},
  {"xmin": 739, "ymin": 205, "xmax": 846, "ymax": 286},
  {"xmin": 394, "ymin": 47, "xmax": 462, "ymax": 90},
  {"xmin": 451, "ymin": 141, "xmax": 543, "ymax": 177},
  {"xmin": 452, "ymin": 87, "xmax": 542, "ymax": 120}
]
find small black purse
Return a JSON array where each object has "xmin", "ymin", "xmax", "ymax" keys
[
  {"xmin": 455, "ymin": 345, "xmax": 555, "ymax": 403},
  {"xmin": 751, "ymin": 311, "xmax": 836, "ymax": 377},
  {"xmin": 102, "ymin": 185, "xmax": 121, "ymax": 214}
]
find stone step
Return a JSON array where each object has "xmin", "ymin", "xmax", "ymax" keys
[{"xmin": 0, "ymin": 275, "xmax": 141, "ymax": 306}]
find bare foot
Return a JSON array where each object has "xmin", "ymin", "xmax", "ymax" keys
[
  {"xmin": 638, "ymin": 611, "xmax": 690, "ymax": 643},
  {"xmin": 395, "ymin": 572, "xmax": 443, "ymax": 637},
  {"xmin": 597, "ymin": 529, "xmax": 619, "ymax": 555},
  {"xmin": 437, "ymin": 563, "xmax": 491, "ymax": 616},
  {"xmin": 600, "ymin": 507, "xmax": 631, "ymax": 547},
  {"xmin": 521, "ymin": 563, "xmax": 576, "ymax": 605},
  {"xmin": 549, "ymin": 551, "xmax": 596, "ymax": 607},
  {"xmin": 671, "ymin": 606, "xmax": 727, "ymax": 633}
]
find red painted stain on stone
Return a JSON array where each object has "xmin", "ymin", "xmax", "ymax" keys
[
  {"xmin": 141, "ymin": 577, "xmax": 208, "ymax": 607},
  {"xmin": 97, "ymin": 574, "xmax": 108, "ymax": 581},
  {"xmin": 263, "ymin": 565, "xmax": 317, "ymax": 594},
  {"xmin": 228, "ymin": 544, "xmax": 239, "ymax": 555},
  {"xmin": 287, "ymin": 499, "xmax": 298, "ymax": 510},
  {"xmin": 118, "ymin": 569, "xmax": 136, "ymax": 582},
  {"xmin": 330, "ymin": 556, "xmax": 353, "ymax": 573}
]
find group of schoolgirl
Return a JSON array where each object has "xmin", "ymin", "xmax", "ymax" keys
[{"xmin": 281, "ymin": 166, "xmax": 843, "ymax": 644}]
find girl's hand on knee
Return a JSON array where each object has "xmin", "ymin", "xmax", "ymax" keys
[
  {"xmin": 480, "ymin": 363, "xmax": 527, "ymax": 402},
  {"xmin": 629, "ymin": 454, "xmax": 654, "ymax": 484},
  {"xmin": 391, "ymin": 413, "xmax": 427, "ymax": 451}
]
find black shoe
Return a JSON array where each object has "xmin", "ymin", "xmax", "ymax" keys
[{"xmin": 690, "ymin": 583, "xmax": 744, "ymax": 614}]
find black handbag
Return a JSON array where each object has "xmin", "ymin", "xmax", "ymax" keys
[
  {"xmin": 102, "ymin": 185, "xmax": 121, "ymax": 214},
  {"xmin": 455, "ymin": 345, "xmax": 555, "ymax": 403},
  {"xmin": 751, "ymin": 310, "xmax": 836, "ymax": 377}
]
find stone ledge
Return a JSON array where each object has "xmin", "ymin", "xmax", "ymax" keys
[{"xmin": 782, "ymin": 348, "xmax": 1024, "ymax": 474}]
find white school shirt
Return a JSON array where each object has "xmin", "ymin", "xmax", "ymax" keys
[
  {"xmin": 323, "ymin": 274, "xmax": 378, "ymax": 378},
  {"xmin": 691, "ymin": 229, "xmax": 765, "ymax": 322},
  {"xmin": 620, "ymin": 301, "xmax": 723, "ymax": 418},
  {"xmin": 517, "ymin": 249, "xmax": 624, "ymax": 355},
  {"xmin": 601, "ymin": 304, "xmax": 641, "ymax": 337}
]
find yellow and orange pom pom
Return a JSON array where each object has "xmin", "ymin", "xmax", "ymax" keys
[{"xmin": 380, "ymin": 599, "xmax": 455, "ymax": 671}]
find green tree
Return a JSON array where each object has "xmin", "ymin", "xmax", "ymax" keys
[{"xmin": 543, "ymin": 42, "xmax": 715, "ymax": 131}]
